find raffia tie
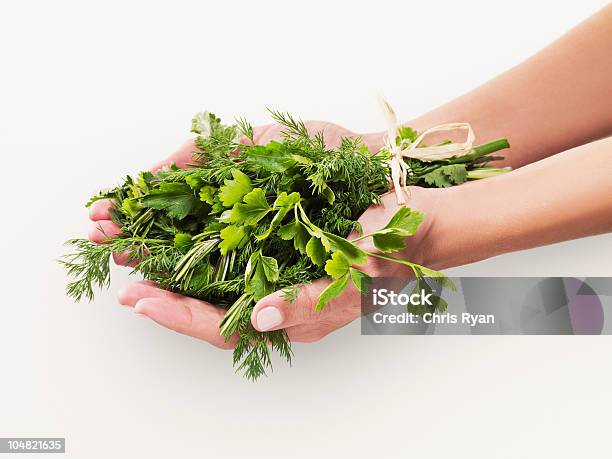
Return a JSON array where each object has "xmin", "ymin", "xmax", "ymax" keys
[{"xmin": 379, "ymin": 96, "xmax": 475, "ymax": 205}]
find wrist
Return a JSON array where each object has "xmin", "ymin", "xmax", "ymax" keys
[{"xmin": 356, "ymin": 187, "xmax": 446, "ymax": 278}]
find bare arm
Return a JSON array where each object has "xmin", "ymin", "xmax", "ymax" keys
[
  {"xmin": 365, "ymin": 5, "xmax": 612, "ymax": 169},
  {"xmin": 420, "ymin": 137, "xmax": 612, "ymax": 270}
]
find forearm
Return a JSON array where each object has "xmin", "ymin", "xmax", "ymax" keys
[
  {"xmin": 366, "ymin": 5, "xmax": 612, "ymax": 168},
  {"xmin": 420, "ymin": 137, "xmax": 612, "ymax": 270}
]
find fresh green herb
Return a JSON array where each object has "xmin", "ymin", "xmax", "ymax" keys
[{"xmin": 61, "ymin": 110, "xmax": 509, "ymax": 380}]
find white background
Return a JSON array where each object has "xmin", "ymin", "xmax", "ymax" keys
[{"xmin": 1, "ymin": 0, "xmax": 611, "ymax": 457}]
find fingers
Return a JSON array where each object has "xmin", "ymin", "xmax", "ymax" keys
[
  {"xmin": 250, "ymin": 281, "xmax": 325, "ymax": 331},
  {"xmin": 150, "ymin": 139, "xmax": 198, "ymax": 172},
  {"xmin": 250, "ymin": 278, "xmax": 362, "ymax": 342},
  {"xmin": 118, "ymin": 280, "xmax": 237, "ymax": 349},
  {"xmin": 117, "ymin": 280, "xmax": 174, "ymax": 306},
  {"xmin": 88, "ymin": 220, "xmax": 122, "ymax": 243},
  {"xmin": 250, "ymin": 123, "xmax": 282, "ymax": 145},
  {"xmin": 89, "ymin": 199, "xmax": 114, "ymax": 221}
]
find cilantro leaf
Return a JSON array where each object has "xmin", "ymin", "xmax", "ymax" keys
[
  {"xmin": 259, "ymin": 254, "xmax": 279, "ymax": 282},
  {"xmin": 349, "ymin": 267, "xmax": 372, "ymax": 294},
  {"xmin": 199, "ymin": 185, "xmax": 217, "ymax": 204},
  {"xmin": 324, "ymin": 251, "xmax": 350, "ymax": 279},
  {"xmin": 228, "ymin": 188, "xmax": 271, "ymax": 226},
  {"xmin": 372, "ymin": 233, "xmax": 406, "ymax": 253},
  {"xmin": 219, "ymin": 225, "xmax": 250, "ymax": 255},
  {"xmin": 321, "ymin": 231, "xmax": 367, "ymax": 265},
  {"xmin": 141, "ymin": 182, "xmax": 199, "ymax": 220},
  {"xmin": 315, "ymin": 274, "xmax": 349, "ymax": 312},
  {"xmin": 244, "ymin": 252, "xmax": 278, "ymax": 301},
  {"xmin": 278, "ymin": 220, "xmax": 310, "ymax": 254},
  {"xmin": 423, "ymin": 164, "xmax": 468, "ymax": 187},
  {"xmin": 413, "ymin": 265, "xmax": 457, "ymax": 292},
  {"xmin": 397, "ymin": 126, "xmax": 418, "ymax": 143},
  {"xmin": 381, "ymin": 207, "xmax": 424, "ymax": 236},
  {"xmin": 256, "ymin": 191, "xmax": 301, "ymax": 240},
  {"xmin": 219, "ymin": 169, "xmax": 252, "ymax": 207},
  {"xmin": 306, "ymin": 236, "xmax": 327, "ymax": 266}
]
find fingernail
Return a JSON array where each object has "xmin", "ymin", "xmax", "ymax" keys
[
  {"xmin": 134, "ymin": 312, "xmax": 148, "ymax": 318},
  {"xmin": 256, "ymin": 306, "xmax": 282, "ymax": 331}
]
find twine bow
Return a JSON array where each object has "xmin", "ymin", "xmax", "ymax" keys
[{"xmin": 379, "ymin": 96, "xmax": 475, "ymax": 205}]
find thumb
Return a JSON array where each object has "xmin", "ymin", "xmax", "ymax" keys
[{"xmin": 250, "ymin": 280, "xmax": 330, "ymax": 332}]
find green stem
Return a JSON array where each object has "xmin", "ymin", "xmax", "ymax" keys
[
  {"xmin": 448, "ymin": 138, "xmax": 510, "ymax": 164},
  {"xmin": 351, "ymin": 232, "xmax": 375, "ymax": 243},
  {"xmin": 466, "ymin": 167, "xmax": 512, "ymax": 179},
  {"xmin": 366, "ymin": 251, "xmax": 419, "ymax": 270}
]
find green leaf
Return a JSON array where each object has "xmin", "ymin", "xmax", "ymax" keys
[
  {"xmin": 422, "ymin": 164, "xmax": 468, "ymax": 188},
  {"xmin": 273, "ymin": 191, "xmax": 301, "ymax": 210},
  {"xmin": 259, "ymin": 254, "xmax": 279, "ymax": 282},
  {"xmin": 383, "ymin": 207, "xmax": 424, "ymax": 236},
  {"xmin": 246, "ymin": 142, "xmax": 296, "ymax": 172},
  {"xmin": 199, "ymin": 185, "xmax": 216, "ymax": 204},
  {"xmin": 291, "ymin": 154, "xmax": 313, "ymax": 165},
  {"xmin": 443, "ymin": 164, "xmax": 468, "ymax": 184},
  {"xmin": 121, "ymin": 197, "xmax": 142, "ymax": 218},
  {"xmin": 315, "ymin": 274, "xmax": 349, "ymax": 312},
  {"xmin": 324, "ymin": 252, "xmax": 350, "ymax": 279},
  {"xmin": 189, "ymin": 263, "xmax": 212, "ymax": 291},
  {"xmin": 219, "ymin": 225, "xmax": 250, "ymax": 255},
  {"xmin": 372, "ymin": 233, "xmax": 406, "ymax": 253},
  {"xmin": 349, "ymin": 267, "xmax": 372, "ymax": 294},
  {"xmin": 306, "ymin": 236, "xmax": 327, "ymax": 266},
  {"xmin": 141, "ymin": 182, "xmax": 199, "ymax": 220},
  {"xmin": 185, "ymin": 175, "xmax": 204, "ymax": 190},
  {"xmin": 244, "ymin": 252, "xmax": 277, "ymax": 301},
  {"xmin": 321, "ymin": 231, "xmax": 367, "ymax": 265},
  {"xmin": 257, "ymin": 192, "xmax": 301, "ymax": 240},
  {"xmin": 397, "ymin": 126, "xmax": 418, "ymax": 143},
  {"xmin": 249, "ymin": 261, "xmax": 274, "ymax": 301},
  {"xmin": 409, "ymin": 277, "xmax": 448, "ymax": 314},
  {"xmin": 370, "ymin": 208, "xmax": 423, "ymax": 252},
  {"xmin": 320, "ymin": 185, "xmax": 335, "ymax": 205},
  {"xmin": 278, "ymin": 220, "xmax": 310, "ymax": 254},
  {"xmin": 228, "ymin": 188, "xmax": 271, "ymax": 226},
  {"xmin": 413, "ymin": 265, "xmax": 456, "ymax": 292},
  {"xmin": 174, "ymin": 233, "xmax": 193, "ymax": 254},
  {"xmin": 219, "ymin": 169, "xmax": 252, "ymax": 207}
]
